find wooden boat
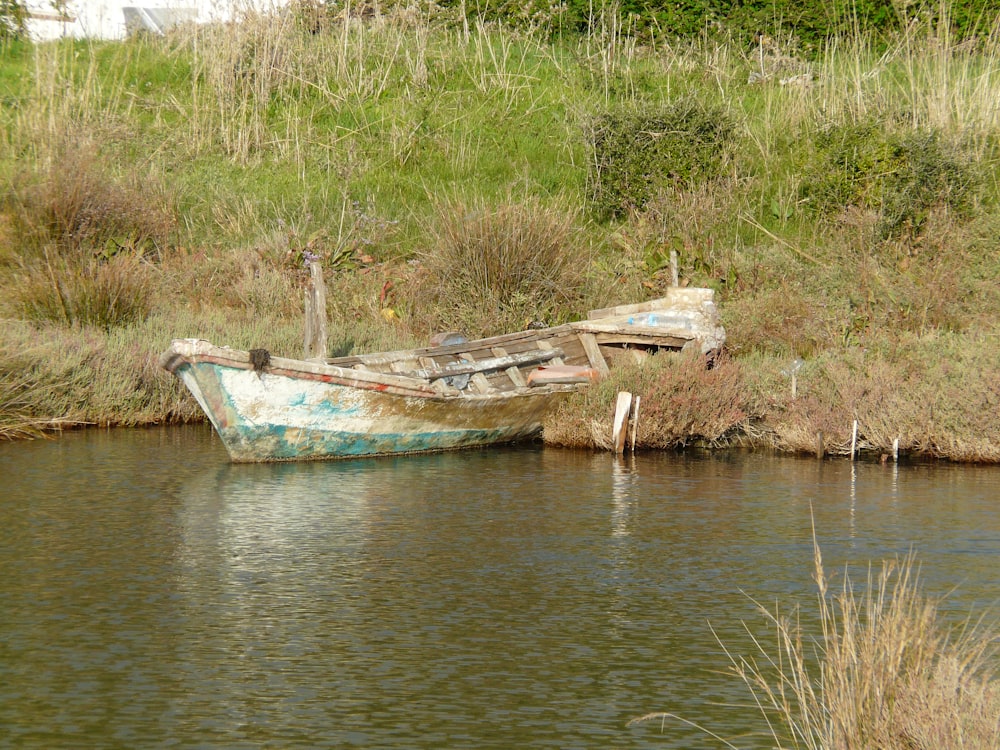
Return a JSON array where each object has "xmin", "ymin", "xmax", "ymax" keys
[{"xmin": 160, "ymin": 288, "xmax": 725, "ymax": 462}]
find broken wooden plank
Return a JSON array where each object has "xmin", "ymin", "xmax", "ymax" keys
[
  {"xmin": 491, "ymin": 347, "xmax": 527, "ymax": 388},
  {"xmin": 400, "ymin": 347, "xmax": 562, "ymax": 381},
  {"xmin": 579, "ymin": 332, "xmax": 610, "ymax": 378},
  {"xmin": 612, "ymin": 392, "xmax": 633, "ymax": 454}
]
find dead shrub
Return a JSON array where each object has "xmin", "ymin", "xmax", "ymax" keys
[{"xmin": 544, "ymin": 351, "xmax": 756, "ymax": 449}]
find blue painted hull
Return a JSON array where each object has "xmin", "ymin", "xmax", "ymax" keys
[{"xmin": 164, "ymin": 341, "xmax": 570, "ymax": 462}]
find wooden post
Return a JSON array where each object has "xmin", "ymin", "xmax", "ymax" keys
[
  {"xmin": 816, "ymin": 430, "xmax": 824, "ymax": 459},
  {"xmin": 630, "ymin": 395, "xmax": 640, "ymax": 452},
  {"xmin": 850, "ymin": 419, "xmax": 858, "ymax": 461},
  {"xmin": 669, "ymin": 250, "xmax": 679, "ymax": 287},
  {"xmin": 892, "ymin": 437, "xmax": 899, "ymax": 463},
  {"xmin": 612, "ymin": 392, "xmax": 633, "ymax": 454},
  {"xmin": 304, "ymin": 260, "xmax": 328, "ymax": 360}
]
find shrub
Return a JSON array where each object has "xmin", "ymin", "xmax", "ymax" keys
[
  {"xmin": 800, "ymin": 120, "xmax": 981, "ymax": 238},
  {"xmin": 10, "ymin": 253, "xmax": 155, "ymax": 330},
  {"xmin": 411, "ymin": 197, "xmax": 591, "ymax": 336},
  {"xmin": 4, "ymin": 138, "xmax": 176, "ymax": 258},
  {"xmin": 588, "ymin": 98, "xmax": 737, "ymax": 218},
  {"xmin": 544, "ymin": 351, "xmax": 755, "ymax": 449}
]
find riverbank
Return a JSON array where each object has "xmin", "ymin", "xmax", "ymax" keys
[{"xmin": 2, "ymin": 8, "xmax": 999, "ymax": 460}]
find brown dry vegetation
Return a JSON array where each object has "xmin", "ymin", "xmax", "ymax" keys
[{"xmin": 631, "ymin": 537, "xmax": 1000, "ymax": 748}]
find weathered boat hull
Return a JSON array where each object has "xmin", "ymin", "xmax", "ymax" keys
[
  {"xmin": 161, "ymin": 289, "xmax": 726, "ymax": 462},
  {"xmin": 164, "ymin": 340, "xmax": 573, "ymax": 462}
]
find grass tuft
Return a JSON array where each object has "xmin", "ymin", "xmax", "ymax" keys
[
  {"xmin": 631, "ymin": 532, "xmax": 1000, "ymax": 749},
  {"xmin": 9, "ymin": 252, "xmax": 154, "ymax": 330},
  {"xmin": 410, "ymin": 196, "xmax": 592, "ymax": 336},
  {"xmin": 723, "ymin": 535, "xmax": 1000, "ymax": 749}
]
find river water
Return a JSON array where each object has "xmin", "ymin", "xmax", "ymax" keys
[{"xmin": 1, "ymin": 426, "xmax": 998, "ymax": 748}]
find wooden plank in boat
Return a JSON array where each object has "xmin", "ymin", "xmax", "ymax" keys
[
  {"xmin": 344, "ymin": 325, "xmax": 575, "ymax": 368},
  {"xmin": 584, "ymin": 328, "xmax": 692, "ymax": 348},
  {"xmin": 491, "ymin": 347, "xmax": 527, "ymax": 388},
  {"xmin": 458, "ymin": 353, "xmax": 493, "ymax": 394},
  {"xmin": 588, "ymin": 289, "xmax": 714, "ymax": 319},
  {"xmin": 401, "ymin": 348, "xmax": 562, "ymax": 381},
  {"xmin": 578, "ymin": 333, "xmax": 610, "ymax": 377},
  {"xmin": 535, "ymin": 340, "xmax": 564, "ymax": 365}
]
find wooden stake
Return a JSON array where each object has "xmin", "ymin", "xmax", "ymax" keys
[
  {"xmin": 304, "ymin": 261, "xmax": 328, "ymax": 360},
  {"xmin": 630, "ymin": 395, "xmax": 640, "ymax": 452},
  {"xmin": 850, "ymin": 419, "xmax": 858, "ymax": 461},
  {"xmin": 612, "ymin": 392, "xmax": 633, "ymax": 454},
  {"xmin": 892, "ymin": 437, "xmax": 899, "ymax": 463},
  {"xmin": 669, "ymin": 250, "xmax": 679, "ymax": 287},
  {"xmin": 816, "ymin": 430, "xmax": 824, "ymax": 459}
]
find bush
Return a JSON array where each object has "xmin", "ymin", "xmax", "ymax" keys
[
  {"xmin": 10, "ymin": 253, "xmax": 155, "ymax": 330},
  {"xmin": 544, "ymin": 351, "xmax": 755, "ymax": 449},
  {"xmin": 588, "ymin": 98, "xmax": 736, "ymax": 218},
  {"xmin": 411, "ymin": 197, "xmax": 591, "ymax": 336},
  {"xmin": 5, "ymin": 138, "xmax": 176, "ymax": 258},
  {"xmin": 800, "ymin": 120, "xmax": 981, "ymax": 238}
]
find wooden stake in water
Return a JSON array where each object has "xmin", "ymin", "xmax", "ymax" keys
[
  {"xmin": 850, "ymin": 419, "xmax": 858, "ymax": 461},
  {"xmin": 304, "ymin": 260, "xmax": 328, "ymax": 361},
  {"xmin": 612, "ymin": 392, "xmax": 633, "ymax": 454},
  {"xmin": 630, "ymin": 395, "xmax": 641, "ymax": 452},
  {"xmin": 892, "ymin": 437, "xmax": 899, "ymax": 463}
]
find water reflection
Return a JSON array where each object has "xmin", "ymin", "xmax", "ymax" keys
[{"xmin": 1, "ymin": 429, "xmax": 998, "ymax": 748}]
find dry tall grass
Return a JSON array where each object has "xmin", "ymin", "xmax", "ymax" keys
[
  {"xmin": 632, "ymin": 535, "xmax": 1000, "ymax": 748},
  {"xmin": 725, "ymin": 542, "xmax": 1000, "ymax": 749},
  {"xmin": 410, "ymin": 196, "xmax": 592, "ymax": 336}
]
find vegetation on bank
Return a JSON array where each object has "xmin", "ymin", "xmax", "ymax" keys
[
  {"xmin": 631, "ymin": 537, "xmax": 1000, "ymax": 748},
  {"xmin": 1, "ymin": 4, "xmax": 1000, "ymax": 460}
]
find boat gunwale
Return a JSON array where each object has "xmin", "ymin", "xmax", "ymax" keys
[{"xmin": 161, "ymin": 338, "xmax": 584, "ymax": 400}]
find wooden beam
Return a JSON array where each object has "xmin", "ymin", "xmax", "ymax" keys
[
  {"xmin": 491, "ymin": 347, "xmax": 527, "ymax": 387},
  {"xmin": 400, "ymin": 348, "xmax": 563, "ymax": 381},
  {"xmin": 536, "ymin": 340, "xmax": 565, "ymax": 365},
  {"xmin": 579, "ymin": 333, "xmax": 610, "ymax": 378}
]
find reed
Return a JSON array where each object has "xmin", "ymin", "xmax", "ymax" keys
[
  {"xmin": 725, "ymin": 539, "xmax": 1000, "ymax": 748},
  {"xmin": 632, "ymin": 535, "xmax": 1000, "ymax": 748}
]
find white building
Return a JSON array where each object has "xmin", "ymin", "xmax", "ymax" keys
[{"xmin": 24, "ymin": 0, "xmax": 284, "ymax": 40}]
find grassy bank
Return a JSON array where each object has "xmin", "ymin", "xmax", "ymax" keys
[{"xmin": 2, "ymin": 6, "xmax": 1000, "ymax": 459}]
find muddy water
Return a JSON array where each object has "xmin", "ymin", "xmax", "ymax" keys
[{"xmin": 2, "ymin": 426, "xmax": 998, "ymax": 748}]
